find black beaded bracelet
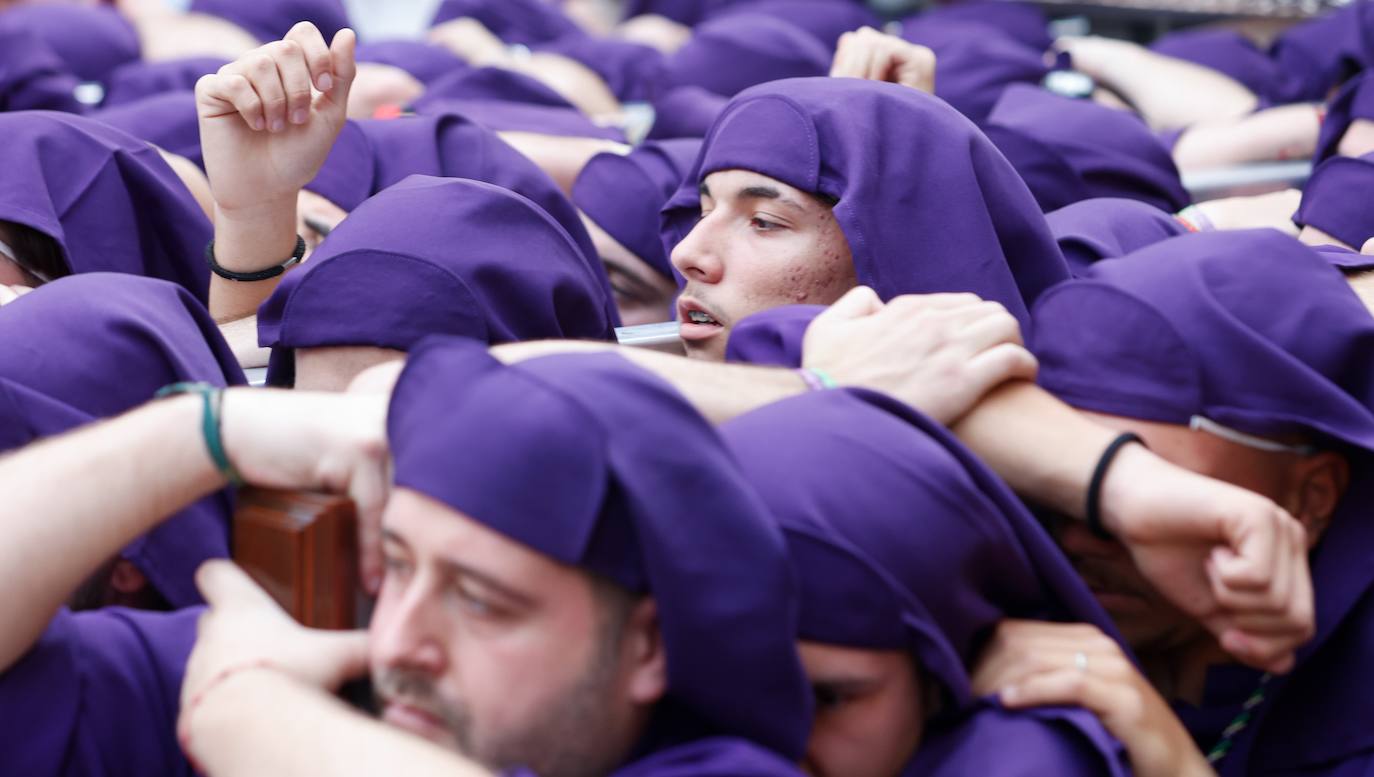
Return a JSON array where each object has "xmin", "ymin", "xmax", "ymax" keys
[
  {"xmin": 206, "ymin": 235, "xmax": 306, "ymax": 282},
  {"xmin": 1085, "ymin": 432, "xmax": 1145, "ymax": 540}
]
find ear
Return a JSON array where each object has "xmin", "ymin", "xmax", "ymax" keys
[
  {"xmin": 1290, "ymin": 452, "xmax": 1350, "ymax": 548},
  {"xmin": 109, "ymin": 559, "xmax": 149, "ymax": 595},
  {"xmin": 623, "ymin": 598, "xmax": 668, "ymax": 705}
]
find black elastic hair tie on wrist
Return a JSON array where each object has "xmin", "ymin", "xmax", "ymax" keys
[
  {"xmin": 206, "ymin": 235, "xmax": 306, "ymax": 282},
  {"xmin": 1086, "ymin": 432, "xmax": 1145, "ymax": 540}
]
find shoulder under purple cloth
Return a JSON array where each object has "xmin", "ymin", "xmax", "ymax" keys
[
  {"xmin": 0, "ymin": 5, "xmax": 139, "ymax": 83},
  {"xmin": 388, "ymin": 338, "xmax": 811, "ymax": 760},
  {"xmin": 662, "ymin": 77, "xmax": 1069, "ymax": 329},
  {"xmin": 0, "ymin": 606, "xmax": 200, "ymax": 777},
  {"xmin": 1269, "ymin": 1, "xmax": 1374, "ymax": 104},
  {"xmin": 535, "ymin": 34, "xmax": 666, "ymax": 103},
  {"xmin": 1295, "ymin": 152, "xmax": 1374, "ymax": 251},
  {"xmin": 1030, "ymin": 229, "xmax": 1374, "ymax": 776},
  {"xmin": 647, "ymin": 85, "xmax": 727, "ymax": 140},
  {"xmin": 661, "ymin": 14, "xmax": 830, "ymax": 98},
  {"xmin": 0, "ymin": 273, "xmax": 243, "ymax": 607},
  {"xmin": 1313, "ymin": 70, "xmax": 1374, "ymax": 164},
  {"xmin": 101, "ymin": 57, "xmax": 229, "ymax": 109},
  {"xmin": 189, "ymin": 0, "xmax": 350, "ymax": 44},
  {"xmin": 260, "ymin": 176, "xmax": 617, "ymax": 385},
  {"xmin": 722, "ymin": 388, "xmax": 1129, "ymax": 774},
  {"xmin": 355, "ymin": 40, "xmax": 468, "ymax": 84},
  {"xmin": 986, "ymin": 84, "xmax": 1191, "ymax": 214},
  {"xmin": 0, "ymin": 29, "xmax": 82, "ymax": 114},
  {"xmin": 899, "ymin": 17, "xmax": 1050, "ymax": 124},
  {"xmin": 411, "ymin": 66, "xmax": 628, "ymax": 141},
  {"xmin": 0, "ymin": 111, "xmax": 211, "ymax": 301},
  {"xmin": 573, "ymin": 138, "xmax": 702, "ymax": 279},
  {"xmin": 706, "ymin": 0, "xmax": 880, "ymax": 48},
  {"xmin": 1150, "ymin": 28, "xmax": 1289, "ymax": 106},
  {"xmin": 1046, "ymin": 197, "xmax": 1188, "ymax": 276},
  {"xmin": 429, "ymin": 0, "xmax": 583, "ymax": 45},
  {"xmin": 93, "ymin": 91, "xmax": 205, "ymax": 169}
]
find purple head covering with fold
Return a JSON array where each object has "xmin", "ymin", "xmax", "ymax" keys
[
  {"xmin": 647, "ymin": 85, "xmax": 727, "ymax": 140},
  {"xmin": 1294, "ymin": 152, "xmax": 1374, "ymax": 251},
  {"xmin": 1313, "ymin": 243, "xmax": 1374, "ymax": 273},
  {"xmin": 0, "ymin": 29, "xmax": 82, "ymax": 114},
  {"xmin": 574, "ymin": 139, "xmax": 702, "ymax": 279},
  {"xmin": 1029, "ymin": 229, "xmax": 1374, "ymax": 776},
  {"xmin": 0, "ymin": 5, "xmax": 139, "ymax": 83},
  {"xmin": 986, "ymin": 84, "xmax": 1191, "ymax": 214},
  {"xmin": 661, "ymin": 14, "xmax": 830, "ymax": 98},
  {"xmin": 303, "ymin": 110, "xmax": 609, "ymax": 290},
  {"xmin": 1269, "ymin": 1, "xmax": 1374, "ymax": 104},
  {"xmin": 260, "ymin": 176, "xmax": 617, "ymax": 385},
  {"xmin": 1046, "ymin": 198, "xmax": 1189, "ymax": 276},
  {"xmin": 101, "ymin": 57, "xmax": 229, "ymax": 109},
  {"xmin": 1, "ymin": 606, "xmax": 200, "ymax": 777},
  {"xmin": 93, "ymin": 91, "xmax": 205, "ymax": 169},
  {"xmin": 899, "ymin": 18, "xmax": 1050, "ymax": 124},
  {"xmin": 411, "ymin": 66, "xmax": 628, "ymax": 140},
  {"xmin": 429, "ymin": 0, "xmax": 582, "ymax": 45},
  {"xmin": 707, "ymin": 0, "xmax": 881, "ymax": 48},
  {"xmin": 662, "ymin": 78, "xmax": 1069, "ymax": 328},
  {"xmin": 0, "ymin": 112, "xmax": 211, "ymax": 301},
  {"xmin": 189, "ymin": 0, "xmax": 350, "ymax": 43},
  {"xmin": 0, "ymin": 273, "xmax": 243, "ymax": 608},
  {"xmin": 388, "ymin": 338, "xmax": 812, "ymax": 760},
  {"xmin": 621, "ymin": 0, "xmax": 718, "ymax": 25},
  {"xmin": 535, "ymin": 35, "xmax": 666, "ymax": 102},
  {"xmin": 1150, "ymin": 29, "xmax": 1288, "ymax": 105},
  {"xmin": 1314, "ymin": 71, "xmax": 1374, "ymax": 164},
  {"xmin": 909, "ymin": 1, "xmax": 1051, "ymax": 52},
  {"xmin": 721, "ymin": 389, "xmax": 1130, "ymax": 775},
  {"xmin": 355, "ymin": 41, "xmax": 468, "ymax": 84}
]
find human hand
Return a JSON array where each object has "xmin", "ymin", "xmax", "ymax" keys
[
  {"xmin": 196, "ymin": 22, "xmax": 357, "ymax": 218},
  {"xmin": 1191, "ymin": 189, "xmax": 1302, "ymax": 235},
  {"xmin": 427, "ymin": 17, "xmax": 509, "ymax": 66},
  {"xmin": 830, "ymin": 27, "xmax": 936, "ymax": 94},
  {"xmin": 1100, "ymin": 445, "xmax": 1313, "ymax": 673},
  {"xmin": 972, "ymin": 620, "xmax": 1215, "ymax": 777},
  {"xmin": 219, "ymin": 388, "xmax": 391, "ymax": 591},
  {"xmin": 803, "ymin": 287, "xmax": 1038, "ymax": 425}
]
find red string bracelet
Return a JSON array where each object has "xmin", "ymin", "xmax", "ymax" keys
[{"xmin": 178, "ymin": 659, "xmax": 280, "ymax": 772}]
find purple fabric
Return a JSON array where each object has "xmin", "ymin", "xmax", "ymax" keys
[
  {"xmin": 93, "ymin": 91, "xmax": 205, "ymax": 169},
  {"xmin": 188, "ymin": 0, "xmax": 351, "ymax": 44},
  {"xmin": 429, "ymin": 0, "xmax": 582, "ymax": 45},
  {"xmin": 621, "ymin": 0, "xmax": 718, "ymax": 25},
  {"xmin": 647, "ymin": 85, "xmax": 727, "ymax": 140},
  {"xmin": 0, "ymin": 5, "xmax": 139, "ymax": 83},
  {"xmin": 413, "ymin": 96, "xmax": 627, "ymax": 141},
  {"xmin": 707, "ymin": 0, "xmax": 881, "ymax": 48},
  {"xmin": 388, "ymin": 338, "xmax": 811, "ymax": 759},
  {"xmin": 573, "ymin": 139, "xmax": 702, "ymax": 279},
  {"xmin": 0, "ymin": 112, "xmax": 212, "ymax": 302},
  {"xmin": 909, "ymin": 1, "xmax": 1051, "ymax": 52},
  {"xmin": 355, "ymin": 40, "xmax": 468, "ymax": 84},
  {"xmin": 606, "ymin": 737, "xmax": 805, "ymax": 776},
  {"xmin": 986, "ymin": 84, "xmax": 1191, "ymax": 214},
  {"xmin": 0, "ymin": 607, "xmax": 199, "ymax": 777},
  {"xmin": 899, "ymin": 18, "xmax": 1050, "ymax": 124},
  {"xmin": 1046, "ymin": 198, "xmax": 1189, "ymax": 277},
  {"xmin": 1270, "ymin": 1, "xmax": 1374, "ymax": 104},
  {"xmin": 661, "ymin": 14, "xmax": 830, "ymax": 98},
  {"xmin": 724, "ymin": 305, "xmax": 817, "ymax": 367},
  {"xmin": 1313, "ymin": 243, "xmax": 1374, "ymax": 272},
  {"xmin": 1314, "ymin": 71, "xmax": 1374, "ymax": 164},
  {"xmin": 0, "ymin": 274, "xmax": 242, "ymax": 607},
  {"xmin": 721, "ymin": 389, "xmax": 1130, "ymax": 773},
  {"xmin": 535, "ymin": 34, "xmax": 666, "ymax": 102},
  {"xmin": 101, "ymin": 57, "xmax": 229, "ymax": 109},
  {"xmin": 0, "ymin": 28, "xmax": 82, "ymax": 114},
  {"xmin": 662, "ymin": 78, "xmax": 1070, "ymax": 329},
  {"xmin": 1029, "ymin": 229, "xmax": 1374, "ymax": 775},
  {"xmin": 260, "ymin": 176, "xmax": 617, "ymax": 385},
  {"xmin": 909, "ymin": 703, "xmax": 1128, "ymax": 776},
  {"xmin": 1295, "ymin": 153, "xmax": 1374, "ymax": 251},
  {"xmin": 1150, "ymin": 29, "xmax": 1287, "ymax": 105}
]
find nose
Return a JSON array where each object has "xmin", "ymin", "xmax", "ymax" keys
[
  {"xmin": 370, "ymin": 572, "xmax": 447, "ymax": 676},
  {"xmin": 669, "ymin": 215, "xmax": 725, "ymax": 285}
]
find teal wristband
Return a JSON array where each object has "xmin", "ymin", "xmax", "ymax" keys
[
  {"xmin": 795, "ymin": 367, "xmax": 838, "ymax": 391},
  {"xmin": 155, "ymin": 381, "xmax": 243, "ymax": 487}
]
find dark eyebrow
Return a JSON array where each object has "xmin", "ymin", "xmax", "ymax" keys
[
  {"xmin": 739, "ymin": 185, "xmax": 781, "ymax": 201},
  {"xmin": 381, "ymin": 528, "xmax": 538, "ymax": 608},
  {"xmin": 698, "ymin": 181, "xmax": 711, "ymax": 198}
]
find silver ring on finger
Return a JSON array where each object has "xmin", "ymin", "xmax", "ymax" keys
[{"xmin": 1074, "ymin": 651, "xmax": 1089, "ymax": 673}]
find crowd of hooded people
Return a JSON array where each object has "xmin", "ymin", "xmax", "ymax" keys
[{"xmin": 2, "ymin": 0, "xmax": 1374, "ymax": 775}]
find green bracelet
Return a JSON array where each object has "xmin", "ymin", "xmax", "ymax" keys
[{"xmin": 155, "ymin": 381, "xmax": 243, "ymax": 487}]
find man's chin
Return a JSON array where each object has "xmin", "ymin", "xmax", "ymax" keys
[{"xmin": 382, "ymin": 701, "xmax": 459, "ymax": 749}]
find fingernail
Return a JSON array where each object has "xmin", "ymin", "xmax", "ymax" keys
[
  {"xmin": 270, "ymin": 118, "xmax": 284, "ymax": 133},
  {"xmin": 317, "ymin": 73, "xmax": 333, "ymax": 91},
  {"xmin": 1000, "ymin": 686, "xmax": 1019, "ymax": 703},
  {"xmin": 253, "ymin": 116, "xmax": 265, "ymax": 131},
  {"xmin": 291, "ymin": 109, "xmax": 308, "ymax": 125}
]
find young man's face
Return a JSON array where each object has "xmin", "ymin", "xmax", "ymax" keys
[
  {"xmin": 369, "ymin": 488, "xmax": 662, "ymax": 777},
  {"xmin": 798, "ymin": 641, "xmax": 926, "ymax": 777},
  {"xmin": 581, "ymin": 212, "xmax": 679, "ymax": 327},
  {"xmin": 671, "ymin": 169, "xmax": 856, "ymax": 361}
]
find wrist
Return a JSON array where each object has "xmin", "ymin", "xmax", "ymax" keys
[
  {"xmin": 181, "ymin": 664, "xmax": 292, "ymax": 773},
  {"xmin": 212, "ymin": 198, "xmax": 300, "ymax": 273},
  {"xmin": 1096, "ymin": 442, "xmax": 1157, "ymax": 538}
]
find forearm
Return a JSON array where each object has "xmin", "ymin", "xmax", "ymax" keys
[
  {"xmin": 0, "ymin": 396, "xmax": 224, "ymax": 670},
  {"xmin": 219, "ymin": 314, "xmax": 271, "ymax": 370},
  {"xmin": 491, "ymin": 341, "xmax": 808, "ymax": 424},
  {"xmin": 190, "ymin": 671, "xmax": 490, "ymax": 777},
  {"xmin": 208, "ymin": 200, "xmax": 300, "ymax": 323}
]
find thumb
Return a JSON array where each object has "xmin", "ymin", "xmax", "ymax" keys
[
  {"xmin": 314, "ymin": 629, "xmax": 372, "ymax": 686},
  {"xmin": 817, "ymin": 285, "xmax": 883, "ymax": 324},
  {"xmin": 195, "ymin": 560, "xmax": 285, "ymax": 613}
]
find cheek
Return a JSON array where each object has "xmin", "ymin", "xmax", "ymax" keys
[{"xmin": 0, "ymin": 256, "xmax": 28, "ymax": 286}]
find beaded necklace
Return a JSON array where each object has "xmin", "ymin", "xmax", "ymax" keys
[{"xmin": 1206, "ymin": 672, "xmax": 1273, "ymax": 765}]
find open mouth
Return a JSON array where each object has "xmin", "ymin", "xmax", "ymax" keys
[
  {"xmin": 678, "ymin": 298, "xmax": 725, "ymax": 343},
  {"xmin": 686, "ymin": 309, "xmax": 719, "ymax": 325}
]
